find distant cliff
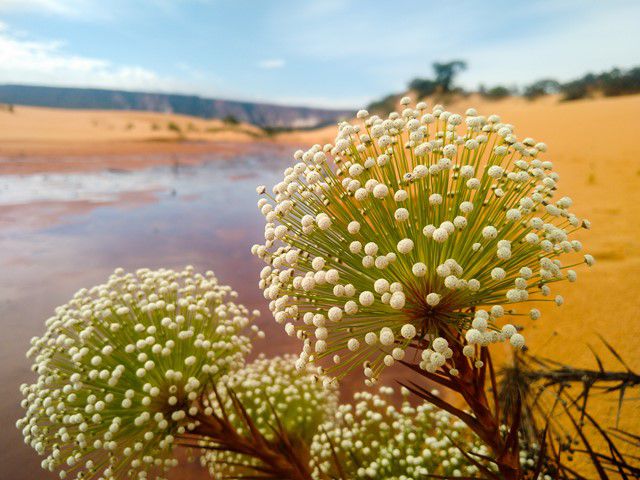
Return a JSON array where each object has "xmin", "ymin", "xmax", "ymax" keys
[{"xmin": 0, "ymin": 84, "xmax": 354, "ymax": 128}]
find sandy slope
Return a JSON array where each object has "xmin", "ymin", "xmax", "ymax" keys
[{"xmin": 0, "ymin": 105, "xmax": 265, "ymax": 158}]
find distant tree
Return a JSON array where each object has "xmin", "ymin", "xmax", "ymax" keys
[
  {"xmin": 599, "ymin": 66, "xmax": 640, "ymax": 97},
  {"xmin": 261, "ymin": 125, "xmax": 293, "ymax": 137},
  {"xmin": 523, "ymin": 79, "xmax": 560, "ymax": 99},
  {"xmin": 167, "ymin": 121, "xmax": 182, "ymax": 133},
  {"xmin": 481, "ymin": 85, "xmax": 512, "ymax": 100},
  {"xmin": 408, "ymin": 60, "xmax": 468, "ymax": 99},
  {"xmin": 559, "ymin": 78, "xmax": 591, "ymax": 101},
  {"xmin": 408, "ymin": 78, "xmax": 438, "ymax": 98},
  {"xmin": 558, "ymin": 67, "xmax": 640, "ymax": 101},
  {"xmin": 432, "ymin": 60, "xmax": 467, "ymax": 93}
]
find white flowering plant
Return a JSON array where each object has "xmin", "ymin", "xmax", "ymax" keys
[
  {"xmin": 17, "ymin": 267, "xmax": 263, "ymax": 480},
  {"xmin": 253, "ymin": 99, "xmax": 594, "ymax": 478},
  {"xmin": 310, "ymin": 386, "xmax": 487, "ymax": 479}
]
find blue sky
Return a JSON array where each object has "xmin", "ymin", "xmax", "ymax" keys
[{"xmin": 0, "ymin": 0, "xmax": 639, "ymax": 108}]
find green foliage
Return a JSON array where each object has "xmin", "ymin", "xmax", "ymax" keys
[
  {"xmin": 261, "ymin": 125, "xmax": 294, "ymax": 136},
  {"xmin": 560, "ymin": 66, "xmax": 640, "ymax": 100},
  {"xmin": 167, "ymin": 121, "xmax": 182, "ymax": 133},
  {"xmin": 561, "ymin": 77, "xmax": 593, "ymax": 101},
  {"xmin": 523, "ymin": 79, "xmax": 561, "ymax": 99},
  {"xmin": 369, "ymin": 59, "xmax": 468, "ymax": 112},
  {"xmin": 367, "ymin": 63, "xmax": 640, "ymax": 109},
  {"xmin": 480, "ymin": 85, "xmax": 513, "ymax": 100},
  {"xmin": 408, "ymin": 78, "xmax": 438, "ymax": 98},
  {"xmin": 522, "ymin": 67, "xmax": 640, "ymax": 101},
  {"xmin": 407, "ymin": 60, "xmax": 468, "ymax": 99},
  {"xmin": 600, "ymin": 67, "xmax": 640, "ymax": 95},
  {"xmin": 432, "ymin": 60, "xmax": 467, "ymax": 93}
]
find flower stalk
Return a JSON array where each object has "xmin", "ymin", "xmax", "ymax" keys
[
  {"xmin": 183, "ymin": 395, "xmax": 314, "ymax": 480},
  {"xmin": 195, "ymin": 354, "xmax": 337, "ymax": 479},
  {"xmin": 401, "ymin": 337, "xmax": 522, "ymax": 478}
]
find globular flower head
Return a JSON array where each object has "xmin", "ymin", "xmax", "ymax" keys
[
  {"xmin": 310, "ymin": 387, "xmax": 485, "ymax": 479},
  {"xmin": 201, "ymin": 354, "xmax": 338, "ymax": 477},
  {"xmin": 17, "ymin": 267, "xmax": 261, "ymax": 480},
  {"xmin": 253, "ymin": 102, "xmax": 593, "ymax": 383}
]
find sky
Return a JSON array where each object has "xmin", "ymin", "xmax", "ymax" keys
[{"xmin": 0, "ymin": 0, "xmax": 639, "ymax": 109}]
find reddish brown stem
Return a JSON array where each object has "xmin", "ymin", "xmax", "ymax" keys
[
  {"xmin": 184, "ymin": 411, "xmax": 313, "ymax": 480},
  {"xmin": 404, "ymin": 336, "xmax": 523, "ymax": 479},
  {"xmin": 453, "ymin": 342, "xmax": 522, "ymax": 479}
]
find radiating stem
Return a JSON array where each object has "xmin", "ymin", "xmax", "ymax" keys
[
  {"xmin": 181, "ymin": 411, "xmax": 314, "ymax": 480},
  {"xmin": 402, "ymin": 337, "xmax": 523, "ymax": 479}
]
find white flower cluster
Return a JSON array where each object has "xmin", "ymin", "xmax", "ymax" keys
[
  {"xmin": 253, "ymin": 100, "xmax": 593, "ymax": 383},
  {"xmin": 309, "ymin": 387, "xmax": 485, "ymax": 479},
  {"xmin": 17, "ymin": 267, "xmax": 262, "ymax": 480},
  {"xmin": 201, "ymin": 354, "xmax": 338, "ymax": 478}
]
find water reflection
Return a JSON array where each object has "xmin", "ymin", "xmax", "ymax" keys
[{"xmin": 0, "ymin": 146, "xmax": 299, "ymax": 479}]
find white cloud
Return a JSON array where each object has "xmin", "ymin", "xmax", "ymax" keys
[
  {"xmin": 258, "ymin": 59, "xmax": 286, "ymax": 69},
  {"xmin": 0, "ymin": 26, "xmax": 175, "ymax": 91},
  {"xmin": 0, "ymin": 0, "xmax": 91, "ymax": 17}
]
